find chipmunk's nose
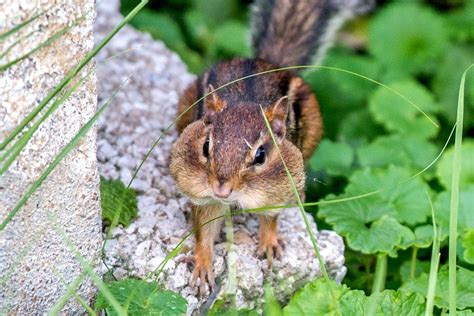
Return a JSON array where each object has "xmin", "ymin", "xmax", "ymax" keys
[{"xmin": 212, "ymin": 181, "xmax": 233, "ymax": 199}]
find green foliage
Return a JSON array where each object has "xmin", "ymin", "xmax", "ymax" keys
[
  {"xmin": 432, "ymin": 45, "xmax": 474, "ymax": 124},
  {"xmin": 434, "ymin": 187, "xmax": 474, "ymax": 240},
  {"xmin": 436, "ymin": 141, "xmax": 474, "ymax": 190},
  {"xmin": 357, "ymin": 135, "xmax": 438, "ymax": 172},
  {"xmin": 95, "ymin": 279, "xmax": 187, "ymax": 315},
  {"xmin": 309, "ymin": 139, "xmax": 354, "ymax": 176},
  {"xmin": 100, "ymin": 177, "xmax": 138, "ymax": 227},
  {"xmin": 402, "ymin": 265, "xmax": 474, "ymax": 310},
  {"xmin": 283, "ymin": 278, "xmax": 426, "ymax": 316},
  {"xmin": 462, "ymin": 228, "xmax": 474, "ymax": 264},
  {"xmin": 369, "ymin": 2, "xmax": 448, "ymax": 76},
  {"xmin": 120, "ymin": 0, "xmax": 249, "ymax": 73},
  {"xmin": 319, "ymin": 166, "xmax": 431, "ymax": 255},
  {"xmin": 368, "ymin": 80, "xmax": 440, "ymax": 139},
  {"xmin": 207, "ymin": 299, "xmax": 259, "ymax": 316}
]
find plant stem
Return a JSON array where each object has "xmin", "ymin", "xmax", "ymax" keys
[
  {"xmin": 410, "ymin": 247, "xmax": 418, "ymax": 279},
  {"xmin": 371, "ymin": 254, "xmax": 387, "ymax": 294}
]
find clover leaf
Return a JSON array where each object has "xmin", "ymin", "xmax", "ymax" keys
[
  {"xmin": 309, "ymin": 139, "xmax": 354, "ymax": 176},
  {"xmin": 357, "ymin": 135, "xmax": 438, "ymax": 173},
  {"xmin": 319, "ymin": 166, "xmax": 431, "ymax": 255},
  {"xmin": 369, "ymin": 2, "xmax": 448, "ymax": 76},
  {"xmin": 100, "ymin": 177, "xmax": 138, "ymax": 227},
  {"xmin": 402, "ymin": 265, "xmax": 474, "ymax": 310},
  {"xmin": 95, "ymin": 278, "xmax": 187, "ymax": 315},
  {"xmin": 436, "ymin": 141, "xmax": 474, "ymax": 190},
  {"xmin": 368, "ymin": 80, "xmax": 440, "ymax": 140}
]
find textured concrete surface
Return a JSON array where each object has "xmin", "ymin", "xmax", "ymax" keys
[
  {"xmin": 95, "ymin": 1, "xmax": 346, "ymax": 314},
  {"xmin": 0, "ymin": 1, "xmax": 101, "ymax": 314}
]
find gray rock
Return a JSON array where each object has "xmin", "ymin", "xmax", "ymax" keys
[
  {"xmin": 0, "ymin": 0, "xmax": 101, "ymax": 314},
  {"xmin": 95, "ymin": 0, "xmax": 346, "ymax": 315}
]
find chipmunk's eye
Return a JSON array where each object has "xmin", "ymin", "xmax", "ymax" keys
[
  {"xmin": 203, "ymin": 137, "xmax": 210, "ymax": 159},
  {"xmin": 253, "ymin": 146, "xmax": 265, "ymax": 165}
]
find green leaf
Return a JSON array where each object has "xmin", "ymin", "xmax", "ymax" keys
[
  {"xmin": 100, "ymin": 177, "xmax": 138, "ymax": 227},
  {"xmin": 357, "ymin": 135, "xmax": 438, "ymax": 172},
  {"xmin": 322, "ymin": 49, "xmax": 382, "ymax": 108},
  {"xmin": 309, "ymin": 139, "xmax": 354, "ymax": 176},
  {"xmin": 264, "ymin": 284, "xmax": 283, "ymax": 316},
  {"xmin": 432, "ymin": 45, "xmax": 474, "ymax": 124},
  {"xmin": 368, "ymin": 80, "xmax": 440, "ymax": 139},
  {"xmin": 95, "ymin": 278, "xmax": 187, "ymax": 315},
  {"xmin": 191, "ymin": 0, "xmax": 238, "ymax": 27},
  {"xmin": 283, "ymin": 278, "xmax": 425, "ymax": 316},
  {"xmin": 319, "ymin": 166, "xmax": 431, "ymax": 255},
  {"xmin": 402, "ymin": 265, "xmax": 474, "ymax": 310},
  {"xmin": 283, "ymin": 278, "xmax": 347, "ymax": 315},
  {"xmin": 369, "ymin": 2, "xmax": 448, "ymax": 76},
  {"xmin": 434, "ymin": 187, "xmax": 474, "ymax": 240},
  {"xmin": 130, "ymin": 10, "xmax": 185, "ymax": 46},
  {"xmin": 462, "ymin": 227, "xmax": 474, "ymax": 264},
  {"xmin": 399, "ymin": 260, "xmax": 431, "ymax": 284},
  {"xmin": 365, "ymin": 290, "xmax": 425, "ymax": 316},
  {"xmin": 207, "ymin": 299, "xmax": 259, "ymax": 316},
  {"xmin": 337, "ymin": 109, "xmax": 384, "ymax": 146},
  {"xmin": 212, "ymin": 20, "xmax": 250, "ymax": 57},
  {"xmin": 183, "ymin": 10, "xmax": 213, "ymax": 50},
  {"xmin": 436, "ymin": 140, "xmax": 474, "ymax": 190},
  {"xmin": 445, "ymin": 1, "xmax": 474, "ymax": 43}
]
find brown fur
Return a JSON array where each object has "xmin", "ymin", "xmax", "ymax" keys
[
  {"xmin": 252, "ymin": 0, "xmax": 332, "ymax": 67},
  {"xmin": 170, "ymin": 58, "xmax": 321, "ymax": 295}
]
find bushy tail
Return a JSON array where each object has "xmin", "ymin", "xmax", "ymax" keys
[{"xmin": 251, "ymin": 0, "xmax": 373, "ymax": 67}]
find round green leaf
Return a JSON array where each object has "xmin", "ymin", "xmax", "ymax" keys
[
  {"xmin": 434, "ymin": 187, "xmax": 474, "ymax": 240},
  {"xmin": 436, "ymin": 141, "xmax": 474, "ymax": 190},
  {"xmin": 369, "ymin": 2, "xmax": 448, "ymax": 75},
  {"xmin": 357, "ymin": 135, "xmax": 438, "ymax": 172},
  {"xmin": 368, "ymin": 80, "xmax": 440, "ymax": 139},
  {"xmin": 95, "ymin": 279, "xmax": 187, "ymax": 315},
  {"xmin": 319, "ymin": 166, "xmax": 431, "ymax": 255},
  {"xmin": 100, "ymin": 177, "xmax": 138, "ymax": 227},
  {"xmin": 309, "ymin": 139, "xmax": 354, "ymax": 176}
]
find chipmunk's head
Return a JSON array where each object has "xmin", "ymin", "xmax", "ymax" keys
[{"xmin": 170, "ymin": 88, "xmax": 305, "ymax": 209}]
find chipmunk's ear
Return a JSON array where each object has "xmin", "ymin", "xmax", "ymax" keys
[
  {"xmin": 204, "ymin": 84, "xmax": 226, "ymax": 124},
  {"xmin": 264, "ymin": 96, "xmax": 289, "ymax": 141}
]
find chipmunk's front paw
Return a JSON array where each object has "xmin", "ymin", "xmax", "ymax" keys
[
  {"xmin": 190, "ymin": 256, "xmax": 215, "ymax": 297},
  {"xmin": 257, "ymin": 234, "xmax": 283, "ymax": 268}
]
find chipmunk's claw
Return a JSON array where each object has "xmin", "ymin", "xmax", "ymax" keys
[
  {"xmin": 257, "ymin": 238, "xmax": 284, "ymax": 268},
  {"xmin": 191, "ymin": 264, "xmax": 215, "ymax": 297}
]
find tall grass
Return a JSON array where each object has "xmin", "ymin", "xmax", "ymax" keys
[{"xmin": 448, "ymin": 64, "xmax": 473, "ymax": 315}]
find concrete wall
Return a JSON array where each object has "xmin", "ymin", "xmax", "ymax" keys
[{"xmin": 0, "ymin": 1, "xmax": 102, "ymax": 313}]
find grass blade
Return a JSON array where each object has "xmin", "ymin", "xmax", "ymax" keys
[
  {"xmin": 0, "ymin": 5, "xmax": 53, "ymax": 42},
  {"xmin": 0, "ymin": 69, "xmax": 94, "ymax": 173},
  {"xmin": 0, "ymin": 77, "xmax": 130, "ymax": 231},
  {"xmin": 0, "ymin": 0, "xmax": 148, "ymax": 151},
  {"xmin": 47, "ymin": 212, "xmax": 125, "ymax": 316},
  {"xmin": 0, "ymin": 17, "xmax": 80, "ymax": 72},
  {"xmin": 425, "ymin": 191, "xmax": 440, "ymax": 316},
  {"xmin": 448, "ymin": 64, "xmax": 473, "ymax": 315}
]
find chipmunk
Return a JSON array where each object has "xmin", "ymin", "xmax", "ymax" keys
[{"xmin": 169, "ymin": 0, "xmax": 372, "ymax": 295}]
